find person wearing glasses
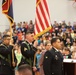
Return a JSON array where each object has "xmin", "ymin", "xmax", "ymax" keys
[{"xmin": 0, "ymin": 34, "xmax": 16, "ymax": 75}]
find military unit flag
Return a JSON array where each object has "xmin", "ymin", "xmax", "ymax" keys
[{"xmin": 2, "ymin": 0, "xmax": 14, "ymax": 24}]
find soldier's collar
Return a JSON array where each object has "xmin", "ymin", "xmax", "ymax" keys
[
  {"xmin": 2, "ymin": 43, "xmax": 9, "ymax": 47},
  {"xmin": 53, "ymin": 47, "xmax": 59, "ymax": 52},
  {"xmin": 25, "ymin": 40, "xmax": 32, "ymax": 45},
  {"xmin": 0, "ymin": 43, "xmax": 9, "ymax": 48}
]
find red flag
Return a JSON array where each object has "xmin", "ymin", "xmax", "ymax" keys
[
  {"xmin": 2, "ymin": 0, "xmax": 14, "ymax": 24},
  {"xmin": 34, "ymin": 0, "xmax": 52, "ymax": 38}
]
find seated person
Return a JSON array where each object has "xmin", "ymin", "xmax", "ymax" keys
[
  {"xmin": 63, "ymin": 47, "xmax": 72, "ymax": 58},
  {"xmin": 71, "ymin": 51, "xmax": 76, "ymax": 59}
]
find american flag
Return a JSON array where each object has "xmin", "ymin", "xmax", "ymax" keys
[{"xmin": 34, "ymin": 0, "xmax": 52, "ymax": 38}]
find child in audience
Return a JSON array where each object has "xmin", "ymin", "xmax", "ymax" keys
[{"xmin": 71, "ymin": 51, "xmax": 76, "ymax": 59}]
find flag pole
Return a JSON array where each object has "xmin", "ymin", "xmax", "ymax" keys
[
  {"xmin": 7, "ymin": 23, "xmax": 13, "ymax": 39},
  {"xmin": 10, "ymin": 23, "xmax": 15, "ymax": 67},
  {"xmin": 10, "ymin": 23, "xmax": 13, "ymax": 39}
]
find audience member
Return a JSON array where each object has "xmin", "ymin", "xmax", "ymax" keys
[{"xmin": 18, "ymin": 64, "xmax": 32, "ymax": 75}]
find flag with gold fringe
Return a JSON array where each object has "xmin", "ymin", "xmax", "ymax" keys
[
  {"xmin": 2, "ymin": 0, "xmax": 14, "ymax": 24},
  {"xmin": 34, "ymin": 0, "xmax": 52, "ymax": 39}
]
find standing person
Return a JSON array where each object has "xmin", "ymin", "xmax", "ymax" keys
[
  {"xmin": 39, "ymin": 41, "xmax": 52, "ymax": 75},
  {"xmin": 14, "ymin": 44, "xmax": 22, "ymax": 66},
  {"xmin": 0, "ymin": 34, "xmax": 16, "ymax": 75},
  {"xmin": 14, "ymin": 44, "xmax": 22, "ymax": 75},
  {"xmin": 20, "ymin": 30, "xmax": 37, "ymax": 74},
  {"xmin": 43, "ymin": 37, "xmax": 63, "ymax": 75},
  {"xmin": 18, "ymin": 64, "xmax": 32, "ymax": 75},
  {"xmin": 33, "ymin": 46, "xmax": 42, "ymax": 75}
]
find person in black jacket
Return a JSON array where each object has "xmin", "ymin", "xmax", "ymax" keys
[
  {"xmin": 43, "ymin": 37, "xmax": 63, "ymax": 75},
  {"xmin": 0, "ymin": 34, "xmax": 16, "ymax": 75},
  {"xmin": 20, "ymin": 30, "xmax": 37, "ymax": 68},
  {"xmin": 20, "ymin": 30, "xmax": 37, "ymax": 75}
]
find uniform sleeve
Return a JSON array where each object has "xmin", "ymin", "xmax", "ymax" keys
[
  {"xmin": 43, "ymin": 51, "xmax": 52, "ymax": 75},
  {"xmin": 0, "ymin": 45, "xmax": 13, "ymax": 55},
  {"xmin": 21, "ymin": 43, "xmax": 37, "ymax": 58}
]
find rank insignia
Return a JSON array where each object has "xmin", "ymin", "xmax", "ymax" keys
[
  {"xmin": 55, "ymin": 55, "xmax": 58, "ymax": 60},
  {"xmin": 24, "ymin": 48, "xmax": 27, "ymax": 51}
]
